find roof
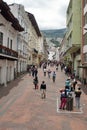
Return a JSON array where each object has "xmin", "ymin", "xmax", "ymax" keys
[
  {"xmin": 27, "ymin": 12, "xmax": 41, "ymax": 37},
  {"xmin": 0, "ymin": 0, "xmax": 24, "ymax": 32}
]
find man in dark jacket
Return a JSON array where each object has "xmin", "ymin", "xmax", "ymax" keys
[
  {"xmin": 40, "ymin": 81, "xmax": 46, "ymax": 99},
  {"xmin": 33, "ymin": 76, "xmax": 38, "ymax": 89}
]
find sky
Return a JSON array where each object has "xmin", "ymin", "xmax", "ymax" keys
[{"xmin": 4, "ymin": 0, "xmax": 70, "ymax": 30}]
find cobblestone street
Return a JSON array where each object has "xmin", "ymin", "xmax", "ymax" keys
[{"xmin": 0, "ymin": 66, "xmax": 87, "ymax": 130}]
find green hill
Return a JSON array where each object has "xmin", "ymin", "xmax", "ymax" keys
[
  {"xmin": 41, "ymin": 28, "xmax": 66, "ymax": 38},
  {"xmin": 41, "ymin": 28, "xmax": 66, "ymax": 47}
]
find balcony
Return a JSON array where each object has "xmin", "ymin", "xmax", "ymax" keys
[{"xmin": 0, "ymin": 45, "xmax": 18, "ymax": 60}]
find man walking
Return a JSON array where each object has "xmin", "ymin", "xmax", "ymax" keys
[
  {"xmin": 52, "ymin": 71, "xmax": 56, "ymax": 83},
  {"xmin": 40, "ymin": 81, "xmax": 46, "ymax": 99}
]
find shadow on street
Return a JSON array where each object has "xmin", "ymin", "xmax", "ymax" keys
[{"xmin": 0, "ymin": 75, "xmax": 25, "ymax": 99}]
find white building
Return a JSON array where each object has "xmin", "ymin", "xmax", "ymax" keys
[
  {"xmin": 0, "ymin": 1, "xmax": 24, "ymax": 86},
  {"xmin": 9, "ymin": 3, "xmax": 30, "ymax": 74},
  {"xmin": 27, "ymin": 12, "xmax": 42, "ymax": 66}
]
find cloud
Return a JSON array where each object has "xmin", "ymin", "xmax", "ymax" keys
[{"xmin": 4, "ymin": 0, "xmax": 70, "ymax": 29}]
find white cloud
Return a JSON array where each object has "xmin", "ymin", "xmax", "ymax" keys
[{"xmin": 4, "ymin": 0, "xmax": 70, "ymax": 29}]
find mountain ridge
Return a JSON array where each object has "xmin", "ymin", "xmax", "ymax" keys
[
  {"xmin": 41, "ymin": 28, "xmax": 66, "ymax": 38},
  {"xmin": 41, "ymin": 28, "xmax": 66, "ymax": 47}
]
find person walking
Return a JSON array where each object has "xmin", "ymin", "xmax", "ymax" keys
[
  {"xmin": 34, "ymin": 67, "xmax": 38, "ymax": 77},
  {"xmin": 52, "ymin": 71, "xmax": 56, "ymax": 83},
  {"xmin": 47, "ymin": 69, "xmax": 51, "ymax": 78},
  {"xmin": 40, "ymin": 81, "xmax": 46, "ymax": 99},
  {"xmin": 43, "ymin": 68, "xmax": 47, "ymax": 76},
  {"xmin": 33, "ymin": 76, "xmax": 38, "ymax": 89},
  {"xmin": 74, "ymin": 87, "xmax": 82, "ymax": 109},
  {"xmin": 72, "ymin": 78, "xmax": 77, "ymax": 91}
]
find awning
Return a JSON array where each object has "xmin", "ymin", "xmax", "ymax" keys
[{"xmin": 78, "ymin": 65, "xmax": 87, "ymax": 68}]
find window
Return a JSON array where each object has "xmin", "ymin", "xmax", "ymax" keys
[
  {"xmin": 84, "ymin": 0, "xmax": 87, "ymax": 7},
  {"xmin": 84, "ymin": 53, "xmax": 87, "ymax": 62},
  {"xmin": 84, "ymin": 13, "xmax": 87, "ymax": 25},
  {"xmin": 84, "ymin": 33, "xmax": 87, "ymax": 45},
  {"xmin": 7, "ymin": 38, "xmax": 9, "ymax": 48},
  {"xmin": 0, "ymin": 32, "xmax": 3, "ymax": 45},
  {"xmin": 10, "ymin": 39, "xmax": 12, "ymax": 49}
]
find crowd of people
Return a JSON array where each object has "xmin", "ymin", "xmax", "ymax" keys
[
  {"xmin": 27, "ymin": 61, "xmax": 82, "ymax": 110},
  {"xmin": 27, "ymin": 61, "xmax": 58, "ymax": 99},
  {"xmin": 59, "ymin": 76, "xmax": 82, "ymax": 110}
]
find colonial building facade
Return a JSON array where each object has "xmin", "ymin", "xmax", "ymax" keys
[
  {"xmin": 59, "ymin": 0, "xmax": 87, "ymax": 84},
  {"xmin": 81, "ymin": 0, "xmax": 87, "ymax": 84},
  {"xmin": 62, "ymin": 0, "xmax": 82, "ymax": 79},
  {"xmin": 9, "ymin": 3, "xmax": 30, "ymax": 75},
  {"xmin": 0, "ymin": 0, "xmax": 24, "ymax": 86},
  {"xmin": 27, "ymin": 12, "xmax": 42, "ymax": 66}
]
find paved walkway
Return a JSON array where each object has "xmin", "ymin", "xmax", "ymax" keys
[{"xmin": 0, "ymin": 66, "xmax": 87, "ymax": 130}]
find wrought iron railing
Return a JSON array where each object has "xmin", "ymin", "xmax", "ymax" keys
[{"xmin": 0, "ymin": 45, "xmax": 18, "ymax": 58}]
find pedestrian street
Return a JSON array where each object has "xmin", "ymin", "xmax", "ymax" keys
[{"xmin": 0, "ymin": 65, "xmax": 87, "ymax": 130}]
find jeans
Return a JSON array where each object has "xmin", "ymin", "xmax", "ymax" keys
[{"xmin": 59, "ymin": 97, "xmax": 67, "ymax": 109}]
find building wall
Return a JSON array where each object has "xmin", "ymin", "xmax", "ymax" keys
[
  {"xmin": 0, "ymin": 14, "xmax": 17, "ymax": 50},
  {"xmin": 72, "ymin": 0, "xmax": 82, "ymax": 45},
  {"xmin": 0, "ymin": 14, "xmax": 18, "ymax": 86},
  {"xmin": 67, "ymin": 0, "xmax": 82, "ymax": 46},
  {"xmin": 10, "ymin": 4, "xmax": 30, "ymax": 73},
  {"xmin": 66, "ymin": 0, "xmax": 82, "ymax": 78}
]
